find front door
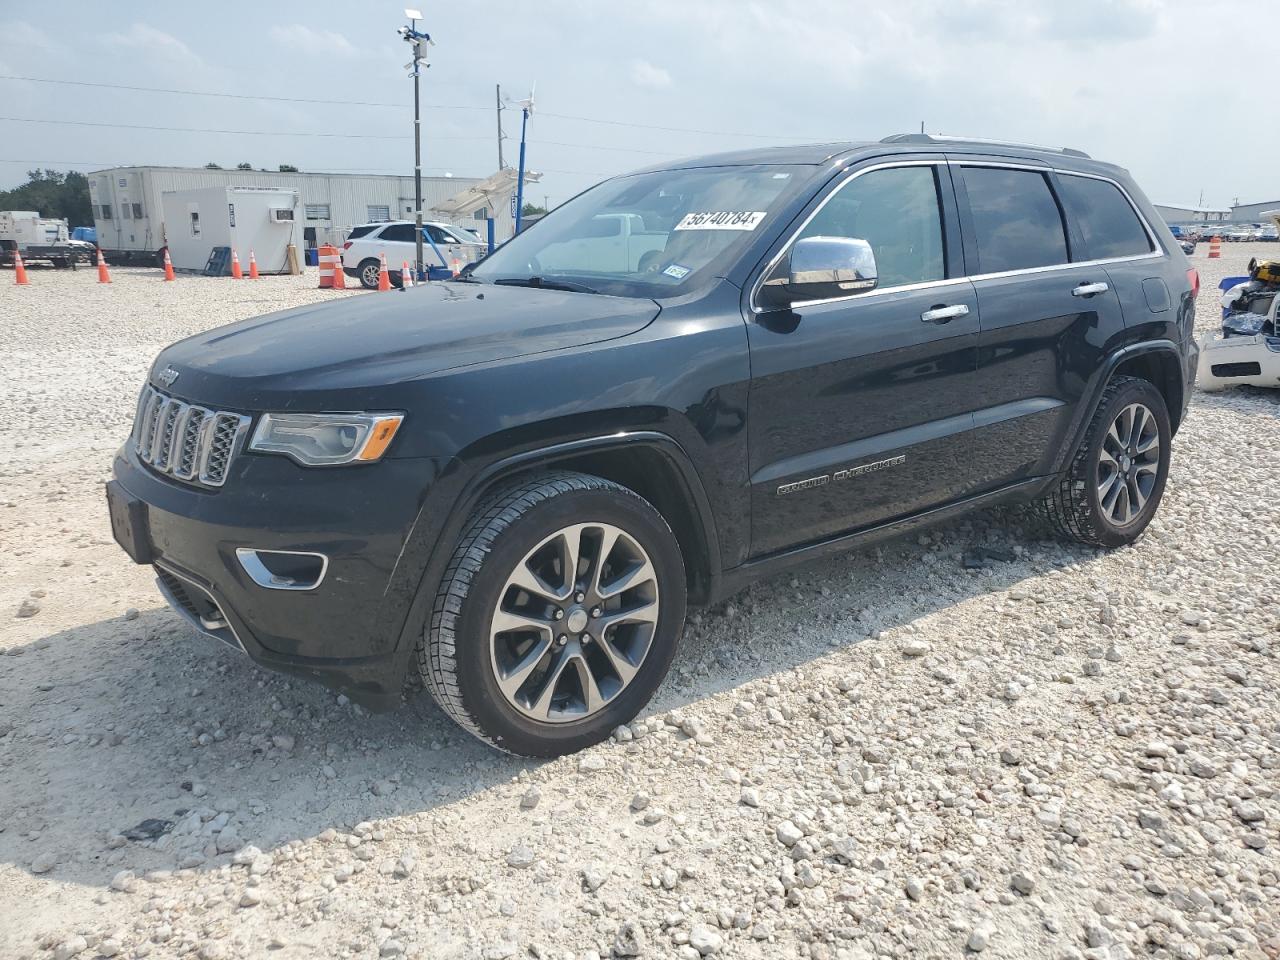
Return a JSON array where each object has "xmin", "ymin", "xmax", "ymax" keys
[{"xmin": 746, "ymin": 161, "xmax": 980, "ymax": 557}]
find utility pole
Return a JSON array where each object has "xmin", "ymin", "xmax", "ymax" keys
[
  {"xmin": 399, "ymin": 9, "xmax": 432, "ymax": 280},
  {"xmin": 496, "ymin": 84, "xmax": 505, "ymax": 169}
]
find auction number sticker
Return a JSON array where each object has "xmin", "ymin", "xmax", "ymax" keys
[{"xmin": 674, "ymin": 211, "xmax": 767, "ymax": 231}]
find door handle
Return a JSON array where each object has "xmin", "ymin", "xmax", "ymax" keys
[
  {"xmin": 1072, "ymin": 281, "xmax": 1109, "ymax": 298},
  {"xmin": 920, "ymin": 304, "xmax": 970, "ymax": 324}
]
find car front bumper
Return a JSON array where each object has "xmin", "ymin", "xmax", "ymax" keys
[
  {"xmin": 109, "ymin": 444, "xmax": 444, "ymax": 708},
  {"xmin": 1197, "ymin": 334, "xmax": 1280, "ymax": 391}
]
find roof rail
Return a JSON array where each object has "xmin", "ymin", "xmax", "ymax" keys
[{"xmin": 881, "ymin": 133, "xmax": 1091, "ymax": 160}]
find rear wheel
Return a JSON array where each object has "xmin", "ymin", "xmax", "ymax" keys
[
  {"xmin": 419, "ymin": 472, "xmax": 686, "ymax": 757},
  {"xmin": 358, "ymin": 258, "xmax": 381, "ymax": 289},
  {"xmin": 1041, "ymin": 376, "xmax": 1170, "ymax": 547}
]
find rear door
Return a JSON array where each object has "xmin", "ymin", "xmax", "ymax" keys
[
  {"xmin": 378, "ymin": 223, "xmax": 418, "ymax": 265},
  {"xmin": 745, "ymin": 159, "xmax": 981, "ymax": 557},
  {"xmin": 1053, "ymin": 172, "xmax": 1172, "ymax": 347},
  {"xmin": 954, "ymin": 161, "xmax": 1127, "ymax": 491}
]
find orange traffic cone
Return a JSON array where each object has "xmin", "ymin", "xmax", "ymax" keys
[
  {"xmin": 401, "ymin": 261, "xmax": 414, "ymax": 288},
  {"xmin": 230, "ymin": 248, "xmax": 243, "ymax": 279},
  {"xmin": 248, "ymin": 249, "xmax": 260, "ymax": 279},
  {"xmin": 96, "ymin": 248, "xmax": 112, "ymax": 283},
  {"xmin": 377, "ymin": 252, "xmax": 391, "ymax": 291},
  {"xmin": 162, "ymin": 248, "xmax": 175, "ymax": 281},
  {"xmin": 451, "ymin": 256, "xmax": 461, "ymax": 278},
  {"xmin": 13, "ymin": 249, "xmax": 29, "ymax": 285},
  {"xmin": 1207, "ymin": 236, "xmax": 1221, "ymax": 259},
  {"xmin": 332, "ymin": 254, "xmax": 346, "ymax": 289}
]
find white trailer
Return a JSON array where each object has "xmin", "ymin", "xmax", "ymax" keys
[
  {"xmin": 160, "ymin": 187, "xmax": 302, "ymax": 274},
  {"xmin": 87, "ymin": 166, "xmax": 491, "ymax": 265}
]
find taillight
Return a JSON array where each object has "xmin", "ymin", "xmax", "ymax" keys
[
  {"xmin": 343, "ymin": 241, "xmax": 352, "ymax": 250},
  {"xmin": 1187, "ymin": 267, "xmax": 1200, "ymax": 300}
]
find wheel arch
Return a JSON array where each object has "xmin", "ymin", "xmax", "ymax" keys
[
  {"xmin": 460, "ymin": 432, "xmax": 721, "ymax": 606},
  {"xmin": 1052, "ymin": 339, "xmax": 1185, "ymax": 476}
]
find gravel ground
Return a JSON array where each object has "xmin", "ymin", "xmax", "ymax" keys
[{"xmin": 0, "ymin": 252, "xmax": 1276, "ymax": 960}]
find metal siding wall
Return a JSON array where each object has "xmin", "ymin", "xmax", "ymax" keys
[{"xmin": 87, "ymin": 167, "xmax": 483, "ymax": 251}]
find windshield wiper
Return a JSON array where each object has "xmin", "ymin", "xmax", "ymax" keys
[{"xmin": 493, "ymin": 276, "xmax": 598, "ymax": 294}]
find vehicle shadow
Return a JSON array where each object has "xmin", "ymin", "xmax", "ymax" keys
[{"xmin": 0, "ymin": 502, "xmax": 1104, "ymax": 892}]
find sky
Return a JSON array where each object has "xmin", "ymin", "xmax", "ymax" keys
[{"xmin": 0, "ymin": 0, "xmax": 1273, "ymax": 210}]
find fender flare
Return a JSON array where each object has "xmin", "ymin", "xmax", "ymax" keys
[
  {"xmin": 1051, "ymin": 338, "xmax": 1185, "ymax": 475},
  {"xmin": 384, "ymin": 430, "xmax": 724, "ymax": 680}
]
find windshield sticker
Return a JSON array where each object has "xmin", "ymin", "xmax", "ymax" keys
[
  {"xmin": 662, "ymin": 263, "xmax": 692, "ymax": 280},
  {"xmin": 674, "ymin": 211, "xmax": 767, "ymax": 232}
]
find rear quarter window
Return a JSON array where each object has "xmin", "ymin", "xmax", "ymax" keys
[
  {"xmin": 962, "ymin": 167, "xmax": 1069, "ymax": 273},
  {"xmin": 1057, "ymin": 175, "xmax": 1154, "ymax": 260},
  {"xmin": 347, "ymin": 225, "xmax": 377, "ymax": 240}
]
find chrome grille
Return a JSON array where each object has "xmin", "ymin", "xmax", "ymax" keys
[{"xmin": 131, "ymin": 385, "xmax": 250, "ymax": 488}]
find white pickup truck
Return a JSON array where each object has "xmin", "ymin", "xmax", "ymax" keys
[{"xmin": 535, "ymin": 213, "xmax": 668, "ymax": 274}]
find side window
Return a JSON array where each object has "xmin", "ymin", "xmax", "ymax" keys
[
  {"xmin": 796, "ymin": 166, "xmax": 945, "ymax": 288},
  {"xmin": 962, "ymin": 167, "xmax": 1068, "ymax": 273},
  {"xmin": 379, "ymin": 224, "xmax": 416, "ymax": 243},
  {"xmin": 425, "ymin": 225, "xmax": 449, "ymax": 243},
  {"xmin": 347, "ymin": 225, "xmax": 376, "ymax": 240},
  {"xmin": 1057, "ymin": 175, "xmax": 1153, "ymax": 260}
]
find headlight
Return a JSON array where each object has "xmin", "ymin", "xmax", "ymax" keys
[{"xmin": 249, "ymin": 412, "xmax": 403, "ymax": 466}]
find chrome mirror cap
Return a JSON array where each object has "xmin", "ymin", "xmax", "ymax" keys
[{"xmin": 761, "ymin": 236, "xmax": 878, "ymax": 308}]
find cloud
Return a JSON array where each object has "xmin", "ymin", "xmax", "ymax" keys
[
  {"xmin": 629, "ymin": 58, "xmax": 673, "ymax": 89},
  {"xmin": 268, "ymin": 24, "xmax": 360, "ymax": 58},
  {"xmin": 104, "ymin": 24, "xmax": 199, "ymax": 62},
  {"xmin": 0, "ymin": 20, "xmax": 55, "ymax": 51}
]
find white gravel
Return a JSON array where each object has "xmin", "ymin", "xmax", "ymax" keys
[{"xmin": 0, "ymin": 253, "xmax": 1277, "ymax": 960}]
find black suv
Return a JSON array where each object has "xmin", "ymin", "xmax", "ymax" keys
[{"xmin": 109, "ymin": 135, "xmax": 1198, "ymax": 756}]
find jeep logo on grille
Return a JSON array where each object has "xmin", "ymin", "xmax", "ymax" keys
[{"xmin": 158, "ymin": 365, "xmax": 180, "ymax": 386}]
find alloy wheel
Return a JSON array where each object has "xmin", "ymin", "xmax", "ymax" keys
[
  {"xmin": 1097, "ymin": 402, "xmax": 1161, "ymax": 526},
  {"xmin": 362, "ymin": 263, "xmax": 380, "ymax": 288},
  {"xmin": 489, "ymin": 522, "xmax": 660, "ymax": 723}
]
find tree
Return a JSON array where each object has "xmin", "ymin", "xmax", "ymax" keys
[
  {"xmin": 277, "ymin": 164, "xmax": 299, "ymax": 173},
  {"xmin": 204, "ymin": 162, "xmax": 222, "ymax": 169},
  {"xmin": 521, "ymin": 202, "xmax": 548, "ymax": 216},
  {"xmin": 236, "ymin": 162, "xmax": 253, "ymax": 171},
  {"xmin": 0, "ymin": 169, "xmax": 93, "ymax": 226}
]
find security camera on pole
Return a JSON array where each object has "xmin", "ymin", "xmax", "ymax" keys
[{"xmin": 398, "ymin": 9, "xmax": 434, "ymax": 282}]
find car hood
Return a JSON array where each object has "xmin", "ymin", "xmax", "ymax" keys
[{"xmin": 153, "ymin": 282, "xmax": 660, "ymax": 408}]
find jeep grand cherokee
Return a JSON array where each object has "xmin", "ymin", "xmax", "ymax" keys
[{"xmin": 109, "ymin": 134, "xmax": 1198, "ymax": 756}]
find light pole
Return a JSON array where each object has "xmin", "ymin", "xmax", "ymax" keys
[
  {"xmin": 512, "ymin": 87, "xmax": 534, "ymax": 235},
  {"xmin": 399, "ymin": 9, "xmax": 432, "ymax": 280}
]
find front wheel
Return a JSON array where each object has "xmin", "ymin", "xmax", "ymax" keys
[
  {"xmin": 419, "ymin": 472, "xmax": 687, "ymax": 757},
  {"xmin": 1041, "ymin": 376, "xmax": 1171, "ymax": 548}
]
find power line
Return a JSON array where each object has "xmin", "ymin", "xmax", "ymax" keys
[
  {"xmin": 0, "ymin": 116, "xmax": 681, "ymax": 156},
  {"xmin": 0, "ymin": 73, "xmax": 824, "ymax": 142},
  {"xmin": 0, "ymin": 74, "xmax": 487, "ymax": 112}
]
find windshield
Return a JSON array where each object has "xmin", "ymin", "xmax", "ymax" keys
[{"xmin": 471, "ymin": 164, "xmax": 808, "ymax": 298}]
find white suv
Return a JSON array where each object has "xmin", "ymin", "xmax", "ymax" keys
[{"xmin": 341, "ymin": 220, "xmax": 487, "ymax": 288}]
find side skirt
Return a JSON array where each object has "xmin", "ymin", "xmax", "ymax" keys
[{"xmin": 711, "ymin": 475, "xmax": 1053, "ymax": 604}]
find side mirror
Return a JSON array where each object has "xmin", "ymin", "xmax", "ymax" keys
[{"xmin": 759, "ymin": 236, "xmax": 878, "ymax": 309}]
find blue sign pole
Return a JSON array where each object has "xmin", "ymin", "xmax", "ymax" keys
[
  {"xmin": 514, "ymin": 106, "xmax": 529, "ymax": 235},
  {"xmin": 486, "ymin": 216, "xmax": 495, "ymax": 254}
]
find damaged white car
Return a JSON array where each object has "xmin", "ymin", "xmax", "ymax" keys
[{"xmin": 1198, "ymin": 257, "xmax": 1280, "ymax": 391}]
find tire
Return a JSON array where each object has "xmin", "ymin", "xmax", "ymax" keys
[
  {"xmin": 358, "ymin": 258, "xmax": 381, "ymax": 289},
  {"xmin": 419, "ymin": 472, "xmax": 687, "ymax": 757},
  {"xmin": 1041, "ymin": 376, "xmax": 1171, "ymax": 548}
]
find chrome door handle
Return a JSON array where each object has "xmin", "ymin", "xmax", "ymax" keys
[
  {"xmin": 920, "ymin": 304, "xmax": 970, "ymax": 324},
  {"xmin": 1072, "ymin": 281, "xmax": 1109, "ymax": 297}
]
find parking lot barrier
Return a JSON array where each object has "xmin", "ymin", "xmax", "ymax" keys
[
  {"xmin": 1208, "ymin": 236, "xmax": 1221, "ymax": 259},
  {"xmin": 317, "ymin": 244, "xmax": 337, "ymax": 288}
]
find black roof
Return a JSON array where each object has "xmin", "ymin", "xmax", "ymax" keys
[{"xmin": 630, "ymin": 134, "xmax": 1122, "ymax": 178}]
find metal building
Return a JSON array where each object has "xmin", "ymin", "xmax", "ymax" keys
[
  {"xmin": 1230, "ymin": 200, "xmax": 1280, "ymax": 223},
  {"xmin": 86, "ymin": 165, "xmax": 514, "ymax": 263},
  {"xmin": 1153, "ymin": 203, "xmax": 1232, "ymax": 225}
]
